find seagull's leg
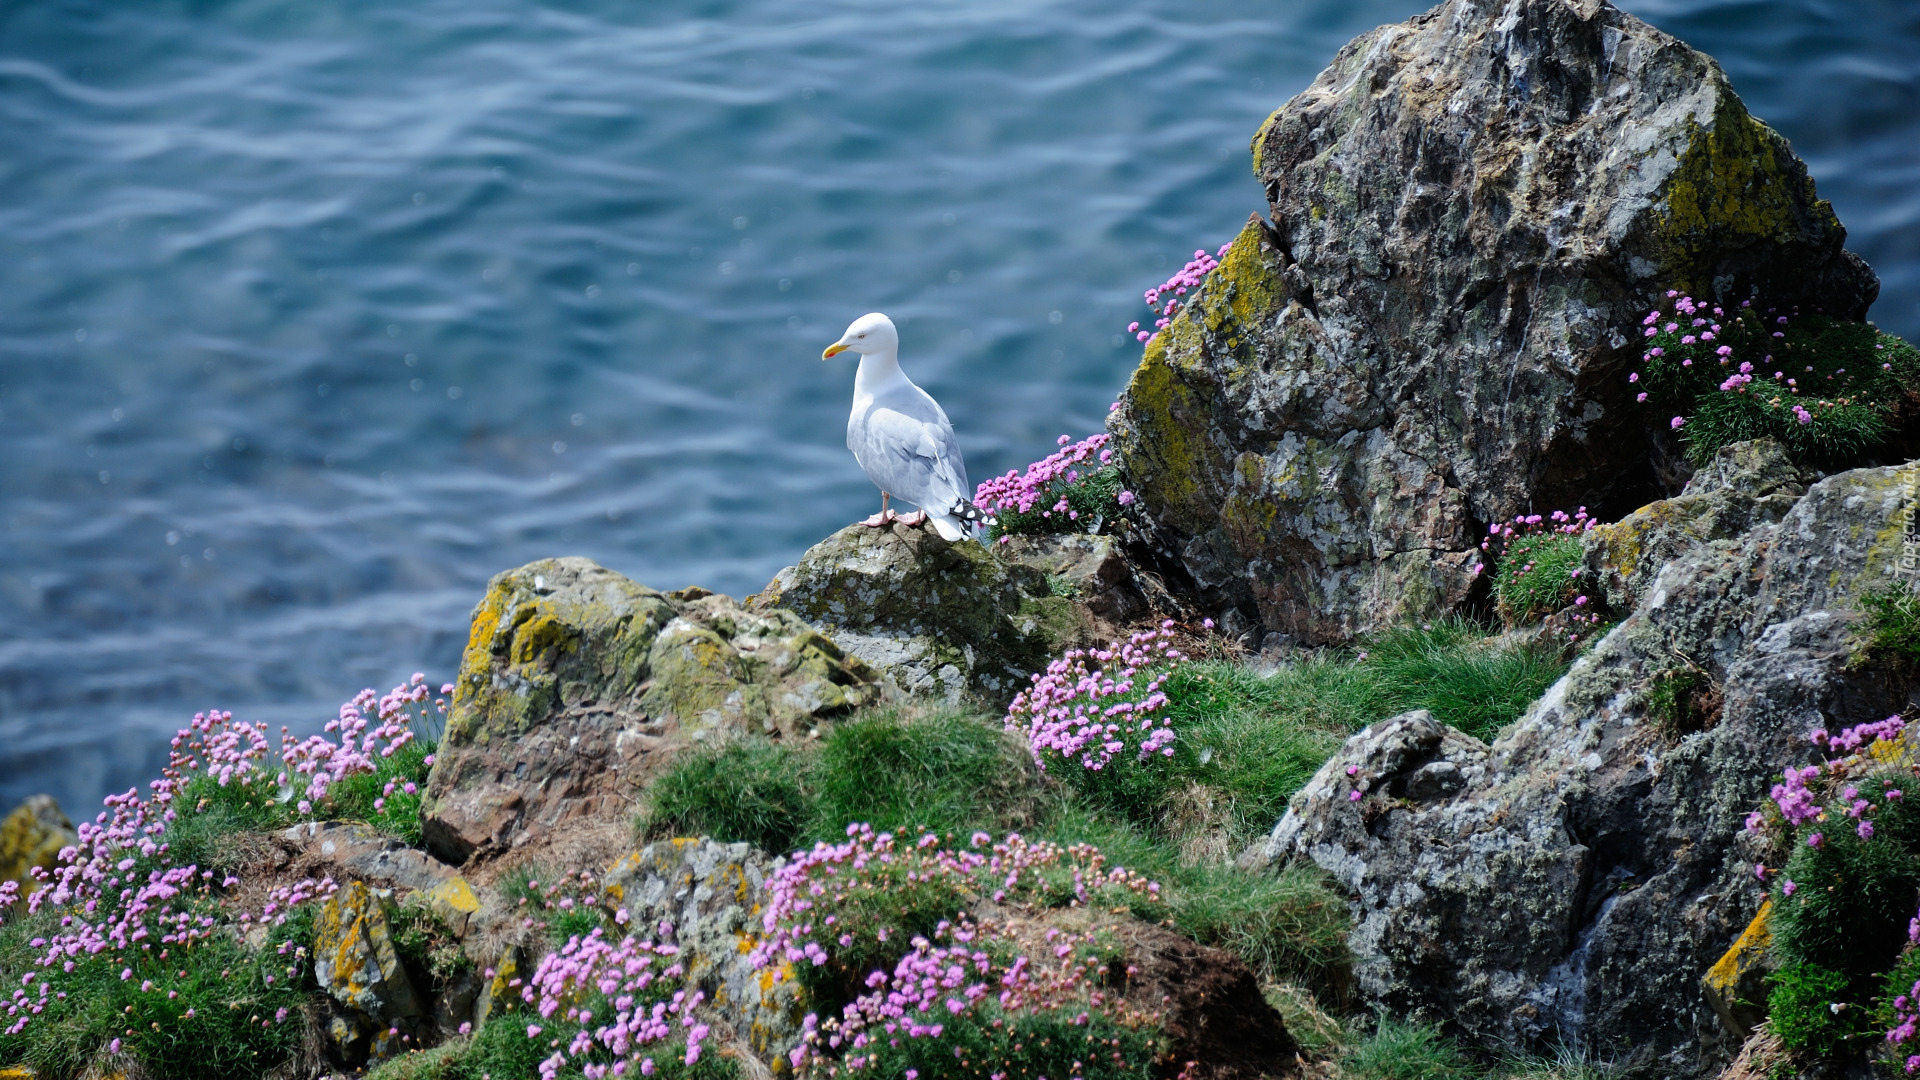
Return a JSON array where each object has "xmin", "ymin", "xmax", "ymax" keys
[
  {"xmin": 862, "ymin": 491, "xmax": 898, "ymax": 527},
  {"xmin": 898, "ymin": 509, "xmax": 929, "ymax": 527}
]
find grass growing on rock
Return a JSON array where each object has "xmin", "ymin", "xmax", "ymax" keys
[
  {"xmin": 1337, "ymin": 1016, "xmax": 1481, "ymax": 1080},
  {"xmin": 1859, "ymin": 580, "xmax": 1920, "ymax": 675},
  {"xmin": 641, "ymin": 737, "xmax": 813, "ymax": 853},
  {"xmin": 641, "ymin": 703, "xmax": 1041, "ymax": 853}
]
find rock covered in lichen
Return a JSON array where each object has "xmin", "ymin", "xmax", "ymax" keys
[
  {"xmin": 422, "ymin": 558, "xmax": 883, "ymax": 865},
  {"xmin": 599, "ymin": 839, "xmax": 804, "ymax": 1069},
  {"xmin": 753, "ymin": 521, "xmax": 1102, "ymax": 702},
  {"xmin": 313, "ymin": 880, "xmax": 424, "ymax": 1065},
  {"xmin": 1582, "ymin": 438, "xmax": 1808, "ymax": 613},
  {"xmin": 0, "ymin": 795, "xmax": 75, "ymax": 903},
  {"xmin": 1262, "ymin": 462, "xmax": 1920, "ymax": 1074},
  {"xmin": 1111, "ymin": 0, "xmax": 1880, "ymax": 646}
]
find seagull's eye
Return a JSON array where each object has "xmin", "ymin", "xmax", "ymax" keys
[{"xmin": 857, "ymin": 333, "xmax": 867, "ymax": 338}]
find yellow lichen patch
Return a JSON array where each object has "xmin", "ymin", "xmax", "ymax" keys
[
  {"xmin": 314, "ymin": 880, "xmax": 421, "ymax": 1021},
  {"xmin": 1701, "ymin": 899, "xmax": 1772, "ymax": 1037},
  {"xmin": 1655, "ymin": 93, "xmax": 1838, "ymax": 294},
  {"xmin": 0, "ymin": 797, "xmax": 74, "ymax": 901},
  {"xmin": 0, "ymin": 1066, "xmax": 37, "ymax": 1079},
  {"xmin": 476, "ymin": 948, "xmax": 521, "ymax": 1029},
  {"xmin": 1119, "ymin": 335, "xmax": 1213, "ymax": 516},
  {"xmin": 1860, "ymin": 463, "xmax": 1920, "ymax": 582},
  {"xmin": 460, "ymin": 594, "xmax": 504, "ymax": 686},
  {"xmin": 1197, "ymin": 219, "xmax": 1282, "ymax": 338},
  {"xmin": 1250, "ymin": 109, "xmax": 1283, "ymax": 176},
  {"xmin": 423, "ymin": 876, "xmax": 481, "ymax": 935},
  {"xmin": 508, "ymin": 608, "xmax": 581, "ymax": 670}
]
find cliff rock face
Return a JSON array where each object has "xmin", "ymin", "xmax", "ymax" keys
[
  {"xmin": 1110, "ymin": 0, "xmax": 1878, "ymax": 644},
  {"xmin": 422, "ymin": 558, "xmax": 883, "ymax": 866},
  {"xmin": 1260, "ymin": 459, "xmax": 1920, "ymax": 1074}
]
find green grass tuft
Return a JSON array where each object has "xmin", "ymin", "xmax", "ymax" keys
[
  {"xmin": 1767, "ymin": 961, "xmax": 1860, "ymax": 1054},
  {"xmin": 642, "ymin": 705, "xmax": 1039, "ymax": 854},
  {"xmin": 1338, "ymin": 1015, "xmax": 1482, "ymax": 1080},
  {"xmin": 1040, "ymin": 801, "xmax": 1350, "ymax": 995},
  {"xmin": 640, "ymin": 737, "xmax": 812, "ymax": 854},
  {"xmin": 1860, "ymin": 582, "xmax": 1920, "ymax": 675},
  {"xmin": 1363, "ymin": 619, "xmax": 1568, "ymax": 740},
  {"xmin": 810, "ymin": 705, "xmax": 1039, "ymax": 840}
]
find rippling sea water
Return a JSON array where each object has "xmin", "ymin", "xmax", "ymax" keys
[{"xmin": 1, "ymin": 0, "xmax": 1914, "ymax": 815}]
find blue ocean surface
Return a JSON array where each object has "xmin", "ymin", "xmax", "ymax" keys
[{"xmin": 0, "ymin": 0, "xmax": 1914, "ymax": 816}]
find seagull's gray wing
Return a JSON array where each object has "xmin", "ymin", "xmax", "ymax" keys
[{"xmin": 849, "ymin": 383, "xmax": 970, "ymax": 514}]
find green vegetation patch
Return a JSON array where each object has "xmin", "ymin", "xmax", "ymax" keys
[
  {"xmin": 1632, "ymin": 292, "xmax": 1920, "ymax": 467},
  {"xmin": 1859, "ymin": 581, "xmax": 1920, "ymax": 675},
  {"xmin": 0, "ymin": 904, "xmax": 310, "ymax": 1080},
  {"xmin": 1492, "ymin": 533, "xmax": 1586, "ymax": 626},
  {"xmin": 1338, "ymin": 1015, "xmax": 1482, "ymax": 1080}
]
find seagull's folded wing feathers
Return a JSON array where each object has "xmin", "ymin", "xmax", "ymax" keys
[{"xmin": 853, "ymin": 394, "xmax": 970, "ymax": 517}]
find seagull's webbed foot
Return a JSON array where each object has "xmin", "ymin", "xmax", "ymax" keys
[
  {"xmin": 861, "ymin": 509, "xmax": 900, "ymax": 527},
  {"xmin": 897, "ymin": 511, "xmax": 929, "ymax": 528}
]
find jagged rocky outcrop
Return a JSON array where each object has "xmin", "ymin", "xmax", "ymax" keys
[
  {"xmin": 1258, "ymin": 454, "xmax": 1920, "ymax": 1074},
  {"xmin": 421, "ymin": 558, "xmax": 884, "ymax": 866},
  {"xmin": 754, "ymin": 522, "xmax": 1163, "ymax": 702},
  {"xmin": 1110, "ymin": 0, "xmax": 1881, "ymax": 645}
]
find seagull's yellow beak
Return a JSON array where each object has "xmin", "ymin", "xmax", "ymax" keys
[{"xmin": 822, "ymin": 342, "xmax": 851, "ymax": 360}]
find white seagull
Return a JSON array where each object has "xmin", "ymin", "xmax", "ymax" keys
[{"xmin": 822, "ymin": 312, "xmax": 982, "ymax": 542}]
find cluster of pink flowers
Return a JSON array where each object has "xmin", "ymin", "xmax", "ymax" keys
[
  {"xmin": 1128, "ymin": 243, "xmax": 1232, "ymax": 345},
  {"xmin": 0, "ymin": 675, "xmax": 449, "ymax": 1057},
  {"xmin": 1750, "ymin": 715, "xmax": 1909, "ymax": 886},
  {"xmin": 1631, "ymin": 292, "xmax": 1874, "ymax": 431},
  {"xmin": 520, "ymin": 924, "xmax": 711, "ymax": 1080},
  {"xmin": 1815, "ymin": 714, "xmax": 1907, "ymax": 754},
  {"xmin": 1003, "ymin": 623, "xmax": 1185, "ymax": 774},
  {"xmin": 754, "ymin": 827, "xmax": 1157, "ymax": 971},
  {"xmin": 1476, "ymin": 508, "xmax": 1597, "ymax": 558},
  {"xmin": 280, "ymin": 677, "xmax": 441, "ymax": 813},
  {"xmin": 753, "ymin": 826, "xmax": 1160, "ymax": 1076},
  {"xmin": 1886, "ymin": 980, "xmax": 1920, "ymax": 1071},
  {"xmin": 973, "ymin": 432, "xmax": 1129, "ymax": 526},
  {"xmin": 795, "ymin": 917, "xmax": 1138, "ymax": 1077},
  {"xmin": 1472, "ymin": 509, "xmax": 1602, "ymax": 638}
]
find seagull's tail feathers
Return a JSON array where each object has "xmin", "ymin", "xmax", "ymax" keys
[{"xmin": 930, "ymin": 498, "xmax": 987, "ymax": 542}]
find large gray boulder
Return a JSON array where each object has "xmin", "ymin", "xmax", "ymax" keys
[
  {"xmin": 1110, "ymin": 0, "xmax": 1879, "ymax": 645},
  {"xmin": 422, "ymin": 558, "xmax": 883, "ymax": 866},
  {"xmin": 1258, "ymin": 461, "xmax": 1920, "ymax": 1074}
]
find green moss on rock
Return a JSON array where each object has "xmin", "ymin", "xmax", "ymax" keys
[{"xmin": 1654, "ymin": 93, "xmax": 1842, "ymax": 297}]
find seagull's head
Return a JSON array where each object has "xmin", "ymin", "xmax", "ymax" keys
[{"xmin": 822, "ymin": 312, "xmax": 897, "ymax": 359}]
